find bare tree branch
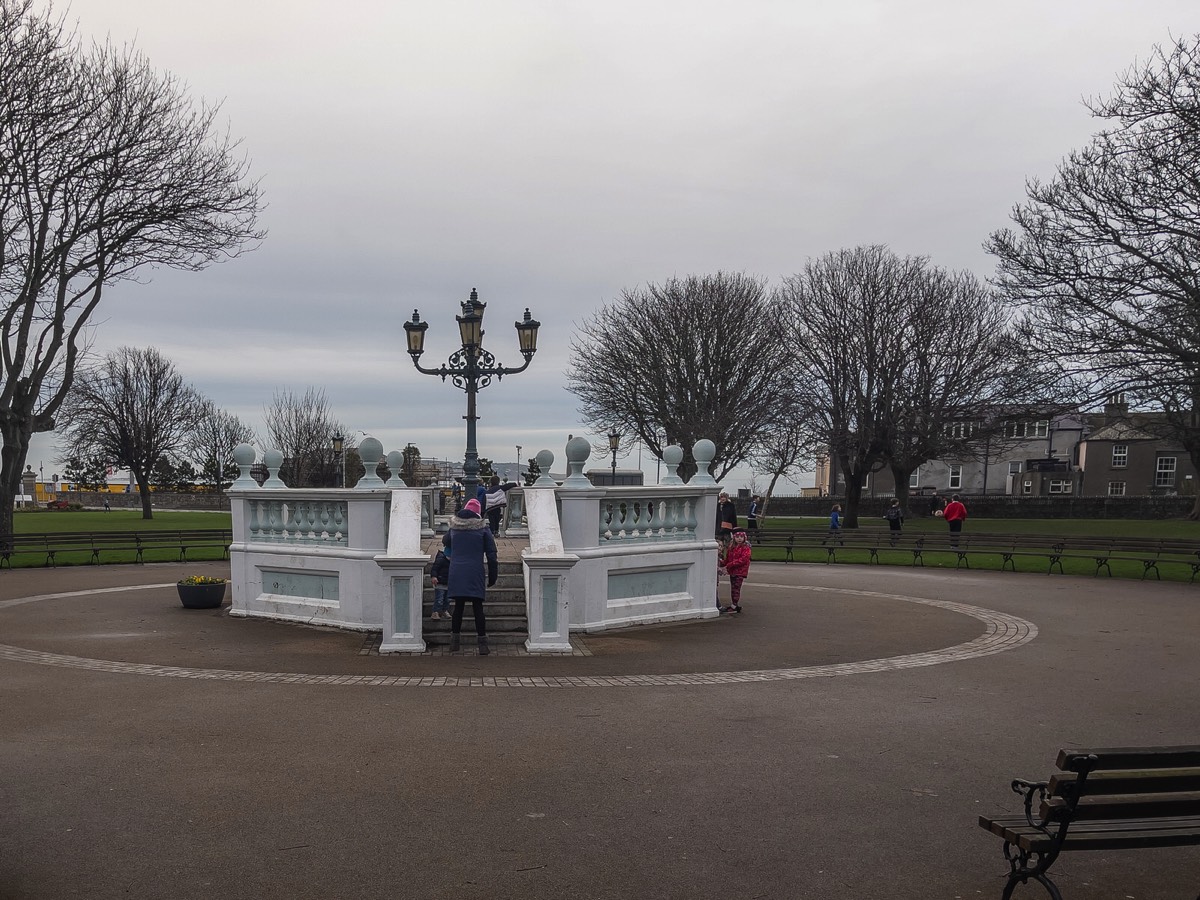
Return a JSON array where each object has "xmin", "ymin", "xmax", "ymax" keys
[{"xmin": 0, "ymin": 0, "xmax": 264, "ymax": 533}]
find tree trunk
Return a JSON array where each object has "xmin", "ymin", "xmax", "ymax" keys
[
  {"xmin": 0, "ymin": 418, "xmax": 33, "ymax": 537},
  {"xmin": 1191, "ymin": 488, "xmax": 1200, "ymax": 521},
  {"xmin": 759, "ymin": 469, "xmax": 786, "ymax": 521},
  {"xmin": 134, "ymin": 469, "xmax": 154, "ymax": 519},
  {"xmin": 890, "ymin": 463, "xmax": 915, "ymax": 517},
  {"xmin": 842, "ymin": 461, "xmax": 866, "ymax": 529}
]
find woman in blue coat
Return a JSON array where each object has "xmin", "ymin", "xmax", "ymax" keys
[{"xmin": 443, "ymin": 497, "xmax": 498, "ymax": 654}]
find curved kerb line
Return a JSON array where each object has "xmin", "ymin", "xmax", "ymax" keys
[{"xmin": 0, "ymin": 582, "xmax": 1037, "ymax": 688}]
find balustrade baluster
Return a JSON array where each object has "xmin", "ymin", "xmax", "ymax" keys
[{"xmin": 682, "ymin": 497, "xmax": 698, "ymax": 537}]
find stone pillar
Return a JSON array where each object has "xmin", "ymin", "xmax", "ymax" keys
[
  {"xmin": 375, "ymin": 488, "xmax": 427, "ymax": 652},
  {"xmin": 522, "ymin": 486, "xmax": 578, "ymax": 653}
]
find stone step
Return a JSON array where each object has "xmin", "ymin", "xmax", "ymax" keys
[
  {"xmin": 424, "ymin": 633, "xmax": 527, "ymax": 647},
  {"xmin": 425, "ymin": 601, "xmax": 526, "ymax": 617},
  {"xmin": 422, "ymin": 574, "xmax": 524, "ymax": 589}
]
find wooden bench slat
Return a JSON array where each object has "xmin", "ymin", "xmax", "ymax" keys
[
  {"xmin": 1043, "ymin": 791, "xmax": 1200, "ymax": 821},
  {"xmin": 981, "ymin": 814, "xmax": 1200, "ymax": 851},
  {"xmin": 1058, "ymin": 746, "xmax": 1200, "ymax": 769},
  {"xmin": 1049, "ymin": 767, "xmax": 1200, "ymax": 796}
]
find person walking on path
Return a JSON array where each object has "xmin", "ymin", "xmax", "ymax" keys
[
  {"xmin": 443, "ymin": 497, "xmax": 498, "ymax": 655},
  {"xmin": 825, "ymin": 504, "xmax": 843, "ymax": 543},
  {"xmin": 943, "ymin": 494, "xmax": 967, "ymax": 545},
  {"xmin": 746, "ymin": 495, "xmax": 761, "ymax": 542},
  {"xmin": 884, "ymin": 498, "xmax": 904, "ymax": 544},
  {"xmin": 719, "ymin": 528, "xmax": 752, "ymax": 614}
]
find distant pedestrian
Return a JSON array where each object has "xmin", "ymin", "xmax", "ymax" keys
[
  {"xmin": 929, "ymin": 494, "xmax": 945, "ymax": 518},
  {"xmin": 719, "ymin": 528, "xmax": 752, "ymax": 614},
  {"xmin": 746, "ymin": 495, "xmax": 762, "ymax": 542},
  {"xmin": 826, "ymin": 504, "xmax": 843, "ymax": 543},
  {"xmin": 103, "ymin": 497, "xmax": 110, "ymax": 512},
  {"xmin": 943, "ymin": 494, "xmax": 967, "ymax": 545},
  {"xmin": 716, "ymin": 492, "xmax": 737, "ymax": 544},
  {"xmin": 484, "ymin": 474, "xmax": 517, "ymax": 533},
  {"xmin": 884, "ymin": 498, "xmax": 903, "ymax": 544},
  {"xmin": 443, "ymin": 497, "xmax": 498, "ymax": 655}
]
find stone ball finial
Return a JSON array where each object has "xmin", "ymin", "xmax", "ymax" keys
[
  {"xmin": 534, "ymin": 449, "xmax": 556, "ymax": 487},
  {"xmin": 562, "ymin": 436, "xmax": 593, "ymax": 489},
  {"xmin": 660, "ymin": 445, "xmax": 684, "ymax": 485},
  {"xmin": 354, "ymin": 436, "xmax": 386, "ymax": 489},
  {"xmin": 233, "ymin": 443, "xmax": 257, "ymax": 467},
  {"xmin": 385, "ymin": 450, "xmax": 407, "ymax": 488},
  {"xmin": 689, "ymin": 439, "xmax": 717, "ymax": 485},
  {"xmin": 262, "ymin": 448, "xmax": 287, "ymax": 489},
  {"xmin": 230, "ymin": 443, "xmax": 259, "ymax": 490}
]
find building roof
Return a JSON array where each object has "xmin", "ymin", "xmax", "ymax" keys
[{"xmin": 1085, "ymin": 420, "xmax": 1159, "ymax": 442}]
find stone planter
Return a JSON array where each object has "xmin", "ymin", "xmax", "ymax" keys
[{"xmin": 176, "ymin": 581, "xmax": 227, "ymax": 609}]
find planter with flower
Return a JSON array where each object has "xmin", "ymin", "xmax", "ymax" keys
[{"xmin": 176, "ymin": 574, "xmax": 228, "ymax": 609}]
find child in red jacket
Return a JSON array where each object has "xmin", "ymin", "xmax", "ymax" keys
[{"xmin": 719, "ymin": 528, "xmax": 752, "ymax": 614}]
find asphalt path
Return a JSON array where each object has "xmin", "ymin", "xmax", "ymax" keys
[{"xmin": 1, "ymin": 561, "xmax": 1197, "ymax": 899}]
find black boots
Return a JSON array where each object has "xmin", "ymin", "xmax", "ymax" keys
[
  {"xmin": 477, "ymin": 637, "xmax": 490, "ymax": 656},
  {"xmin": 449, "ymin": 634, "xmax": 460, "ymax": 653}
]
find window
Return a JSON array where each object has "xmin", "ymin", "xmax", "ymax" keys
[
  {"xmin": 1005, "ymin": 419, "xmax": 1050, "ymax": 439},
  {"xmin": 1022, "ymin": 480, "xmax": 1033, "ymax": 495},
  {"xmin": 945, "ymin": 421, "xmax": 976, "ymax": 440},
  {"xmin": 1049, "ymin": 480, "xmax": 1073, "ymax": 494},
  {"xmin": 948, "ymin": 464, "xmax": 962, "ymax": 490},
  {"xmin": 1008, "ymin": 462, "xmax": 1022, "ymax": 475},
  {"xmin": 1156, "ymin": 457, "xmax": 1177, "ymax": 487},
  {"xmin": 1108, "ymin": 481, "xmax": 1126, "ymax": 496},
  {"xmin": 1111, "ymin": 445, "xmax": 1128, "ymax": 468},
  {"xmin": 909, "ymin": 468, "xmax": 920, "ymax": 489}
]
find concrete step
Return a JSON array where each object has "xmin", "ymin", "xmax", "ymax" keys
[{"xmin": 424, "ymin": 628, "xmax": 528, "ymax": 647}]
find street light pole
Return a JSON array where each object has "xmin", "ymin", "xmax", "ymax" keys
[
  {"xmin": 403, "ymin": 288, "xmax": 540, "ymax": 503},
  {"xmin": 515, "ymin": 444, "xmax": 522, "ymax": 482},
  {"xmin": 332, "ymin": 433, "xmax": 345, "ymax": 488},
  {"xmin": 608, "ymin": 430, "xmax": 621, "ymax": 485}
]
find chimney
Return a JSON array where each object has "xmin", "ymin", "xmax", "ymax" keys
[{"xmin": 1103, "ymin": 392, "xmax": 1128, "ymax": 420}]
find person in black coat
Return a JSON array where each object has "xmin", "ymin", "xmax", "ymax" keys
[{"xmin": 443, "ymin": 497, "xmax": 498, "ymax": 655}]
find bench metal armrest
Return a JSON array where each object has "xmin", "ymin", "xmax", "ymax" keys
[{"xmin": 1011, "ymin": 778, "xmax": 1050, "ymax": 829}]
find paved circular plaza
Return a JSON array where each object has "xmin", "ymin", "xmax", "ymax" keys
[{"xmin": 1, "ymin": 561, "xmax": 1197, "ymax": 899}]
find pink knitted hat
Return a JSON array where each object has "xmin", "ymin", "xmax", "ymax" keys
[{"xmin": 464, "ymin": 498, "xmax": 482, "ymax": 515}]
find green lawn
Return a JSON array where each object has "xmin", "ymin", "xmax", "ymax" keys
[
  {"xmin": 6, "ymin": 508, "xmax": 232, "ymax": 567},
  {"xmin": 11, "ymin": 508, "xmax": 231, "ymax": 533}
]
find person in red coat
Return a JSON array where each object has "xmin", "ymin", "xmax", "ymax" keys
[
  {"xmin": 943, "ymin": 494, "xmax": 967, "ymax": 545},
  {"xmin": 719, "ymin": 528, "xmax": 752, "ymax": 614}
]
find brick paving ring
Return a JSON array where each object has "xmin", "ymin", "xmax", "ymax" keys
[{"xmin": 0, "ymin": 582, "xmax": 1037, "ymax": 688}]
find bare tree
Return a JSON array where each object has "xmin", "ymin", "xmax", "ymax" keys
[
  {"xmin": 0, "ymin": 0, "xmax": 263, "ymax": 535},
  {"xmin": 262, "ymin": 388, "xmax": 346, "ymax": 487},
  {"xmin": 988, "ymin": 35, "xmax": 1200, "ymax": 516},
  {"xmin": 57, "ymin": 347, "xmax": 204, "ymax": 518},
  {"xmin": 882, "ymin": 268, "xmax": 1068, "ymax": 515},
  {"xmin": 778, "ymin": 247, "xmax": 920, "ymax": 527},
  {"xmin": 187, "ymin": 401, "xmax": 255, "ymax": 492},
  {"xmin": 566, "ymin": 272, "xmax": 787, "ymax": 481}
]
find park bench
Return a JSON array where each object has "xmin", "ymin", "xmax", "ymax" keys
[
  {"xmin": 0, "ymin": 529, "xmax": 232, "ymax": 567},
  {"xmin": 749, "ymin": 529, "xmax": 796, "ymax": 561},
  {"xmin": 754, "ymin": 528, "xmax": 1200, "ymax": 581},
  {"xmin": 978, "ymin": 745, "xmax": 1200, "ymax": 899}
]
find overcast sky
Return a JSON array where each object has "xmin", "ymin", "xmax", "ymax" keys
[{"xmin": 23, "ymin": 0, "xmax": 1200, "ymax": 489}]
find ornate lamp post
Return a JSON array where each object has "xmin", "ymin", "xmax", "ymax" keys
[
  {"xmin": 608, "ymin": 430, "xmax": 621, "ymax": 484},
  {"xmin": 331, "ymin": 433, "xmax": 345, "ymax": 488},
  {"xmin": 403, "ymin": 288, "xmax": 540, "ymax": 502}
]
